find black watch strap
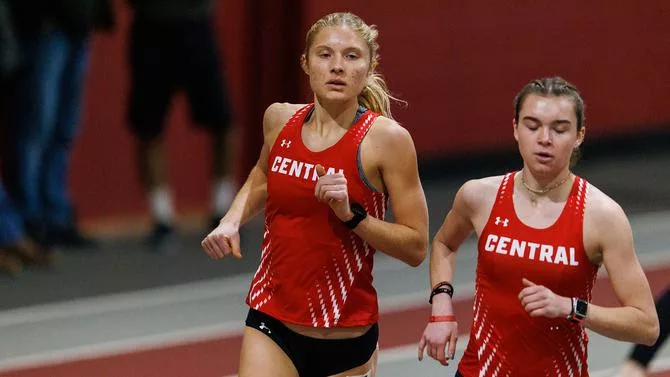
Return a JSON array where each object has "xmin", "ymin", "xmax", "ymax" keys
[{"xmin": 343, "ymin": 203, "xmax": 367, "ymax": 229}]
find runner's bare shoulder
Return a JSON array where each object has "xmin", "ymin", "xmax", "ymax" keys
[
  {"xmin": 263, "ymin": 103, "xmax": 307, "ymax": 145},
  {"xmin": 458, "ymin": 175, "xmax": 506, "ymax": 215}
]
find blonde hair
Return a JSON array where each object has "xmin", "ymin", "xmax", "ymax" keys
[{"xmin": 304, "ymin": 12, "xmax": 402, "ymax": 119}]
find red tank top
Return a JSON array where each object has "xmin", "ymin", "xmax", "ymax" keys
[
  {"xmin": 246, "ymin": 104, "xmax": 388, "ymax": 328},
  {"xmin": 459, "ymin": 172, "xmax": 599, "ymax": 377}
]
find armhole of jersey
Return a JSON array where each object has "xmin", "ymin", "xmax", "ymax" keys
[
  {"xmin": 575, "ymin": 177, "xmax": 589, "ymax": 258},
  {"xmin": 355, "ymin": 112, "xmax": 384, "ymax": 193},
  {"xmin": 482, "ymin": 172, "xmax": 516, "ymax": 226}
]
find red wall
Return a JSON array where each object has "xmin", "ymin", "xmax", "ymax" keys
[
  {"xmin": 70, "ymin": 1, "xmax": 670, "ymax": 226},
  {"xmin": 305, "ymin": 1, "xmax": 670, "ymax": 157}
]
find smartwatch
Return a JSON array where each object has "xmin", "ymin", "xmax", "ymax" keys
[
  {"xmin": 342, "ymin": 202, "xmax": 367, "ymax": 229},
  {"xmin": 567, "ymin": 297, "xmax": 588, "ymax": 324}
]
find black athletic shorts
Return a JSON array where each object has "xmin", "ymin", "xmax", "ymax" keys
[
  {"xmin": 127, "ymin": 16, "xmax": 232, "ymax": 139},
  {"xmin": 245, "ymin": 308, "xmax": 378, "ymax": 377}
]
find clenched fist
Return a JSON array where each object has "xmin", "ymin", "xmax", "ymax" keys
[
  {"xmin": 201, "ymin": 220, "xmax": 242, "ymax": 260},
  {"xmin": 518, "ymin": 278, "xmax": 571, "ymax": 318},
  {"xmin": 314, "ymin": 164, "xmax": 353, "ymax": 222}
]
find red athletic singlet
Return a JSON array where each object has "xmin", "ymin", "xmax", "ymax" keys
[
  {"xmin": 246, "ymin": 104, "xmax": 388, "ymax": 328},
  {"xmin": 458, "ymin": 172, "xmax": 599, "ymax": 377}
]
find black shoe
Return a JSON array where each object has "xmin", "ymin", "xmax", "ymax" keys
[
  {"xmin": 52, "ymin": 225, "xmax": 98, "ymax": 249},
  {"xmin": 24, "ymin": 219, "xmax": 51, "ymax": 247},
  {"xmin": 147, "ymin": 222, "xmax": 178, "ymax": 250}
]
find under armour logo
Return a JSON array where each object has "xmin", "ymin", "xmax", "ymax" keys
[
  {"xmin": 495, "ymin": 217, "xmax": 509, "ymax": 227},
  {"xmin": 259, "ymin": 322, "xmax": 271, "ymax": 334},
  {"xmin": 280, "ymin": 139, "xmax": 291, "ymax": 148}
]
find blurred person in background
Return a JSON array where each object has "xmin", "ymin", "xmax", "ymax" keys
[
  {"xmin": 201, "ymin": 12, "xmax": 429, "ymax": 377},
  {"xmin": 0, "ymin": 0, "xmax": 19, "ymax": 79},
  {"xmin": 0, "ymin": 180, "xmax": 56, "ymax": 277},
  {"xmin": 5, "ymin": 0, "xmax": 114, "ymax": 248},
  {"xmin": 126, "ymin": 0, "xmax": 235, "ymax": 246},
  {"xmin": 0, "ymin": 0, "xmax": 19, "ymax": 163},
  {"xmin": 614, "ymin": 287, "xmax": 669, "ymax": 377},
  {"xmin": 0, "ymin": 4, "xmax": 53, "ymax": 273},
  {"xmin": 418, "ymin": 77, "xmax": 659, "ymax": 376}
]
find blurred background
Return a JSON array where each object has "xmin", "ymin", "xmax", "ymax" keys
[
  {"xmin": 3, "ymin": 0, "xmax": 669, "ymax": 233},
  {"xmin": 0, "ymin": 1, "xmax": 668, "ymax": 376}
]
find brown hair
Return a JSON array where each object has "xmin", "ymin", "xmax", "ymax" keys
[
  {"xmin": 304, "ymin": 12, "xmax": 401, "ymax": 118},
  {"xmin": 513, "ymin": 76, "xmax": 586, "ymax": 166}
]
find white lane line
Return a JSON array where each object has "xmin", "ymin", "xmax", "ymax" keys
[
  {"xmin": 0, "ymin": 322, "xmax": 242, "ymax": 373},
  {"xmin": 0, "ymin": 286, "xmax": 478, "ymax": 373},
  {"xmin": 1, "ymin": 252, "xmax": 668, "ymax": 374},
  {"xmin": 0, "ymin": 275, "xmax": 251, "ymax": 328},
  {"xmin": 0, "ymin": 285, "xmax": 476, "ymax": 373},
  {"xmin": 3, "ymin": 248, "xmax": 667, "ymax": 329},
  {"xmin": 1, "ymin": 208, "xmax": 668, "ymax": 328},
  {"xmin": 0, "ymin": 231, "xmax": 667, "ymax": 373},
  {"xmin": 0, "ymin": 256, "xmax": 420, "ymax": 328},
  {"xmin": 0, "ymin": 281, "xmax": 477, "ymax": 373}
]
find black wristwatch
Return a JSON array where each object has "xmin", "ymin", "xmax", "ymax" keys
[
  {"xmin": 567, "ymin": 297, "xmax": 588, "ymax": 325},
  {"xmin": 342, "ymin": 202, "xmax": 367, "ymax": 229}
]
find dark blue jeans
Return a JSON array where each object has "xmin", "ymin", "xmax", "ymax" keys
[
  {"xmin": 9, "ymin": 30, "xmax": 90, "ymax": 227},
  {"xmin": 0, "ymin": 181, "xmax": 24, "ymax": 247}
]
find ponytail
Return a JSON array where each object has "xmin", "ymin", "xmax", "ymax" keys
[{"xmin": 358, "ymin": 73, "xmax": 404, "ymax": 119}]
